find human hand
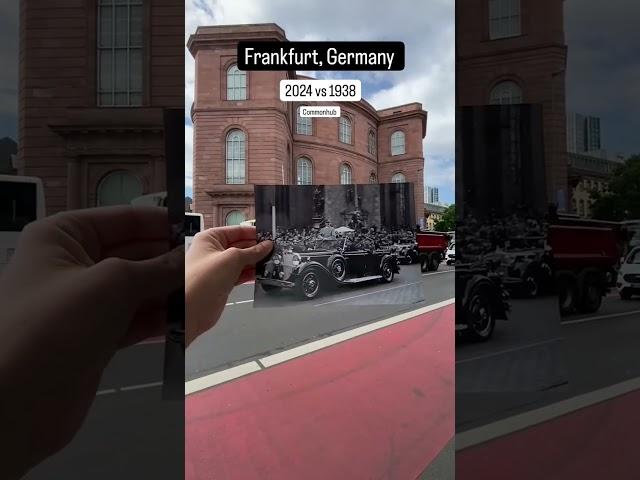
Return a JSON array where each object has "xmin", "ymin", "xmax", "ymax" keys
[
  {"xmin": 185, "ymin": 226, "xmax": 272, "ymax": 347},
  {"xmin": 0, "ymin": 206, "xmax": 183, "ymax": 479}
]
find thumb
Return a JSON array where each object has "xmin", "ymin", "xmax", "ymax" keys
[
  {"xmin": 235, "ymin": 240, "xmax": 273, "ymax": 268},
  {"xmin": 114, "ymin": 245, "xmax": 184, "ymax": 304}
]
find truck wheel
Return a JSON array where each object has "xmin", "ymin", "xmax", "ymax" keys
[
  {"xmin": 380, "ymin": 260, "xmax": 395, "ymax": 283},
  {"xmin": 465, "ymin": 287, "xmax": 495, "ymax": 341},
  {"xmin": 420, "ymin": 256, "xmax": 429, "ymax": 273},
  {"xmin": 557, "ymin": 273, "xmax": 578, "ymax": 315},
  {"xmin": 260, "ymin": 283, "xmax": 281, "ymax": 294},
  {"xmin": 578, "ymin": 274, "xmax": 602, "ymax": 313},
  {"xmin": 429, "ymin": 253, "xmax": 440, "ymax": 272},
  {"xmin": 298, "ymin": 270, "xmax": 321, "ymax": 299}
]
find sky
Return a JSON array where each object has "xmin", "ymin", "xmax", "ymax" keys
[
  {"xmin": 0, "ymin": 1, "xmax": 19, "ymax": 142},
  {"xmin": 564, "ymin": 0, "xmax": 640, "ymax": 158},
  {"xmin": 185, "ymin": 0, "xmax": 456, "ymax": 203}
]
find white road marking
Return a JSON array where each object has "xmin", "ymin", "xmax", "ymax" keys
[
  {"xmin": 235, "ymin": 299, "xmax": 254, "ymax": 305},
  {"xmin": 225, "ymin": 302, "xmax": 234, "ymax": 306},
  {"xmin": 96, "ymin": 388, "xmax": 117, "ymax": 396},
  {"xmin": 185, "ymin": 297, "xmax": 455, "ymax": 396},
  {"xmin": 120, "ymin": 381, "xmax": 163, "ymax": 392},
  {"xmin": 422, "ymin": 269, "xmax": 456, "ymax": 277},
  {"xmin": 260, "ymin": 298, "xmax": 455, "ymax": 368},
  {"xmin": 313, "ymin": 281, "xmax": 423, "ymax": 307},
  {"xmin": 561, "ymin": 309, "xmax": 640, "ymax": 326},
  {"xmin": 456, "ymin": 375, "xmax": 640, "ymax": 450},
  {"xmin": 456, "ymin": 338, "xmax": 561, "ymax": 365},
  {"xmin": 185, "ymin": 362, "xmax": 262, "ymax": 395}
]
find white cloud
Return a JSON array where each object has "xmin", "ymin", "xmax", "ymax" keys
[{"xmin": 186, "ymin": 0, "xmax": 455, "ymax": 202}]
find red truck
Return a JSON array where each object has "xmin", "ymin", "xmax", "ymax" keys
[
  {"xmin": 416, "ymin": 231, "xmax": 450, "ymax": 272},
  {"xmin": 548, "ymin": 215, "xmax": 628, "ymax": 315}
]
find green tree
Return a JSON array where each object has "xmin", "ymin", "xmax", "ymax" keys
[
  {"xmin": 434, "ymin": 204, "xmax": 456, "ymax": 231},
  {"xmin": 591, "ymin": 155, "xmax": 640, "ymax": 221}
]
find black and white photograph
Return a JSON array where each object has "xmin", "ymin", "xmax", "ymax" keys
[{"xmin": 254, "ymin": 183, "xmax": 426, "ymax": 307}]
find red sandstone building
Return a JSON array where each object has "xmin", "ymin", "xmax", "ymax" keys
[
  {"xmin": 187, "ymin": 24, "xmax": 427, "ymax": 228},
  {"xmin": 457, "ymin": 0, "xmax": 568, "ymax": 209},
  {"xmin": 18, "ymin": 0, "xmax": 183, "ymax": 214}
]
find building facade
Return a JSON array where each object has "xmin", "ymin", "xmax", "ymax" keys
[
  {"xmin": 568, "ymin": 151, "xmax": 624, "ymax": 218},
  {"xmin": 457, "ymin": 0, "xmax": 568, "ymax": 210},
  {"xmin": 19, "ymin": 0, "xmax": 184, "ymax": 214},
  {"xmin": 424, "ymin": 202, "xmax": 446, "ymax": 230},
  {"xmin": 188, "ymin": 24, "xmax": 427, "ymax": 229}
]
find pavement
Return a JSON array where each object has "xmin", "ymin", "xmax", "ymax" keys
[{"xmin": 187, "ymin": 263, "xmax": 454, "ymax": 380}]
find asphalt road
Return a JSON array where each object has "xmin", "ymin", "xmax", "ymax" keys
[
  {"xmin": 456, "ymin": 293, "xmax": 640, "ymax": 431},
  {"xmin": 186, "ymin": 263, "xmax": 455, "ymax": 380}
]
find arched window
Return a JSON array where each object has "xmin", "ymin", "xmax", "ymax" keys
[
  {"xmin": 226, "ymin": 64, "xmax": 246, "ymax": 100},
  {"xmin": 226, "ymin": 129, "xmax": 246, "ymax": 184},
  {"xmin": 297, "ymin": 157, "xmax": 312, "ymax": 185},
  {"xmin": 391, "ymin": 131, "xmax": 405, "ymax": 156},
  {"xmin": 368, "ymin": 130, "xmax": 376, "ymax": 155},
  {"xmin": 225, "ymin": 210, "xmax": 246, "ymax": 226},
  {"xmin": 339, "ymin": 116, "xmax": 352, "ymax": 144},
  {"xmin": 340, "ymin": 163, "xmax": 352, "ymax": 185},
  {"xmin": 489, "ymin": 0, "xmax": 521, "ymax": 40},
  {"xmin": 369, "ymin": 172, "xmax": 377, "ymax": 184},
  {"xmin": 489, "ymin": 81, "xmax": 522, "ymax": 105},
  {"xmin": 97, "ymin": 170, "xmax": 143, "ymax": 206},
  {"xmin": 391, "ymin": 172, "xmax": 406, "ymax": 183},
  {"xmin": 296, "ymin": 106, "xmax": 312, "ymax": 135}
]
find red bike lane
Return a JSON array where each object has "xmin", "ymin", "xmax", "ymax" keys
[
  {"xmin": 457, "ymin": 387, "xmax": 640, "ymax": 479},
  {"xmin": 186, "ymin": 305, "xmax": 454, "ymax": 480}
]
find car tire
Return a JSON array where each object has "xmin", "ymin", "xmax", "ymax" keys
[
  {"xmin": 381, "ymin": 260, "xmax": 395, "ymax": 283},
  {"xmin": 557, "ymin": 273, "xmax": 578, "ymax": 316},
  {"xmin": 465, "ymin": 287, "xmax": 495, "ymax": 341},
  {"xmin": 523, "ymin": 271, "xmax": 539, "ymax": 298},
  {"xmin": 297, "ymin": 269, "xmax": 321, "ymax": 300},
  {"xmin": 328, "ymin": 255, "xmax": 346, "ymax": 281},
  {"xmin": 408, "ymin": 250, "xmax": 418, "ymax": 264},
  {"xmin": 620, "ymin": 289, "xmax": 632, "ymax": 300},
  {"xmin": 578, "ymin": 274, "xmax": 603, "ymax": 313}
]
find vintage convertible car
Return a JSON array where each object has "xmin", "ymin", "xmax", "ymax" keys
[
  {"xmin": 392, "ymin": 241, "xmax": 419, "ymax": 264},
  {"xmin": 257, "ymin": 238, "xmax": 400, "ymax": 299}
]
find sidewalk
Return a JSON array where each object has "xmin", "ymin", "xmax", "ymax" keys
[{"xmin": 186, "ymin": 305, "xmax": 454, "ymax": 480}]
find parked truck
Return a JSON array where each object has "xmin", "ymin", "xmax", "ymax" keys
[{"xmin": 416, "ymin": 231, "xmax": 450, "ymax": 272}]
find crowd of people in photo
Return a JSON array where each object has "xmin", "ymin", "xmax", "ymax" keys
[
  {"xmin": 456, "ymin": 211, "xmax": 546, "ymax": 263},
  {"xmin": 257, "ymin": 219, "xmax": 418, "ymax": 255}
]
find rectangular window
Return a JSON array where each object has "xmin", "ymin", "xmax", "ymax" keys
[
  {"xmin": 0, "ymin": 182, "xmax": 37, "ymax": 232},
  {"xmin": 489, "ymin": 0, "xmax": 521, "ymax": 40},
  {"xmin": 98, "ymin": 0, "xmax": 144, "ymax": 106}
]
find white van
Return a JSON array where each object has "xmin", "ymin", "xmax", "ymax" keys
[
  {"xmin": 0, "ymin": 175, "xmax": 46, "ymax": 272},
  {"xmin": 185, "ymin": 212, "xmax": 203, "ymax": 250}
]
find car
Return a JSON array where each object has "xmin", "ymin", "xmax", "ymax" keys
[
  {"xmin": 257, "ymin": 237, "xmax": 400, "ymax": 299},
  {"xmin": 455, "ymin": 262, "xmax": 510, "ymax": 341},
  {"xmin": 618, "ymin": 247, "xmax": 640, "ymax": 300},
  {"xmin": 393, "ymin": 241, "xmax": 419, "ymax": 264},
  {"xmin": 445, "ymin": 242, "xmax": 455, "ymax": 265}
]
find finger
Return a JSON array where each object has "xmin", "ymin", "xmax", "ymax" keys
[
  {"xmin": 197, "ymin": 226, "xmax": 257, "ymax": 249},
  {"xmin": 234, "ymin": 240, "xmax": 273, "ymax": 268},
  {"xmin": 25, "ymin": 207, "xmax": 171, "ymax": 262},
  {"xmin": 237, "ymin": 267, "xmax": 256, "ymax": 285}
]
